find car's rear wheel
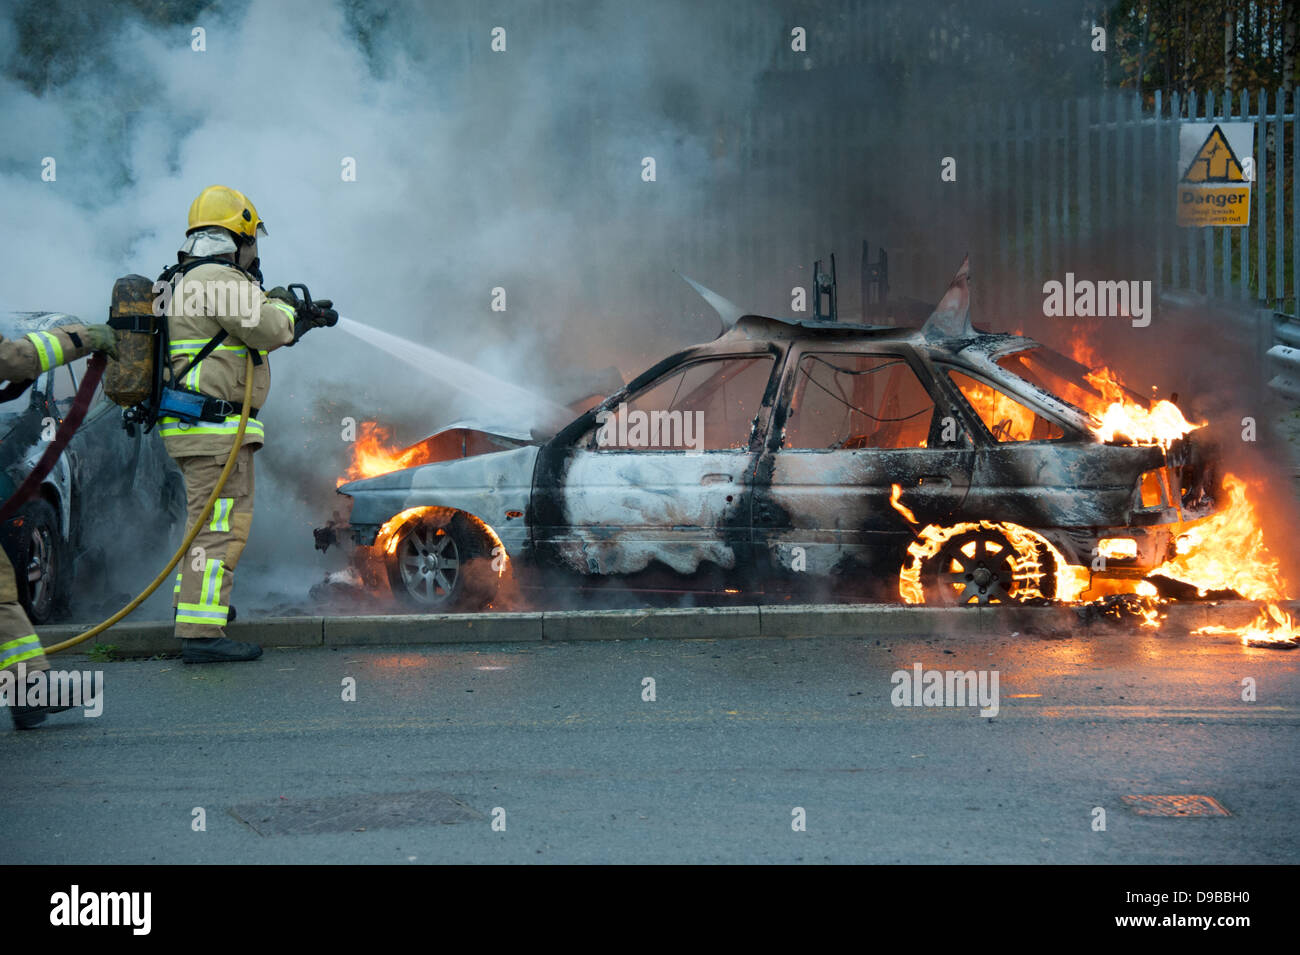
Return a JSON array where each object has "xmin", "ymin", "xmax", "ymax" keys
[
  {"xmin": 918, "ymin": 527, "xmax": 1055, "ymax": 606},
  {"xmin": 385, "ymin": 511, "xmax": 499, "ymax": 611}
]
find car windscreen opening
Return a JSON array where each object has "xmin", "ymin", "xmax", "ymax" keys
[{"xmin": 994, "ymin": 346, "xmax": 1149, "ymax": 418}]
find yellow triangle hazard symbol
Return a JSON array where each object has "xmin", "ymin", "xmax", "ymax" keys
[{"xmin": 1182, "ymin": 124, "xmax": 1245, "ymax": 182}]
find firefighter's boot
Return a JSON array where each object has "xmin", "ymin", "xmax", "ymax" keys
[
  {"xmin": 182, "ymin": 636, "xmax": 262, "ymax": 664},
  {"xmin": 10, "ymin": 705, "xmax": 46, "ymax": 730},
  {"xmin": 10, "ymin": 672, "xmax": 104, "ymax": 727}
]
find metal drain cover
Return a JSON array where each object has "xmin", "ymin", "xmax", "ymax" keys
[
  {"xmin": 1121, "ymin": 794, "xmax": 1231, "ymax": 817},
  {"xmin": 231, "ymin": 790, "xmax": 484, "ymax": 836}
]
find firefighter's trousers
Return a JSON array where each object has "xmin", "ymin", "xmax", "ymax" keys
[
  {"xmin": 172, "ymin": 445, "xmax": 255, "ymax": 639},
  {"xmin": 0, "ymin": 547, "xmax": 48, "ymax": 677}
]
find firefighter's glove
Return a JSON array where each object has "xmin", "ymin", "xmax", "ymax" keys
[
  {"xmin": 310, "ymin": 299, "xmax": 339, "ymax": 328},
  {"xmin": 266, "ymin": 286, "xmax": 297, "ymax": 307},
  {"xmin": 84, "ymin": 324, "xmax": 120, "ymax": 361}
]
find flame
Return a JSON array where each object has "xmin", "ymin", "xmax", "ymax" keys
[
  {"xmin": 1047, "ymin": 348, "xmax": 1293, "ymax": 641},
  {"xmin": 895, "ymin": 520, "xmax": 1085, "ymax": 605},
  {"xmin": 376, "ymin": 506, "xmax": 441, "ymax": 555},
  {"xmin": 887, "ymin": 469, "xmax": 1298, "ymax": 632},
  {"xmin": 889, "ymin": 483, "xmax": 918, "ymax": 524},
  {"xmin": 1082, "ymin": 366, "xmax": 1199, "ymax": 450},
  {"xmin": 1066, "ymin": 327, "xmax": 1098, "ymax": 369},
  {"xmin": 1196, "ymin": 602, "xmax": 1300, "ymax": 647},
  {"xmin": 339, "ymin": 423, "xmax": 436, "ymax": 486},
  {"xmin": 1059, "ymin": 338, "xmax": 1200, "ymax": 450},
  {"xmin": 1100, "ymin": 472, "xmax": 1294, "ymax": 644},
  {"xmin": 338, "ymin": 428, "xmax": 512, "ymax": 603},
  {"xmin": 1152, "ymin": 474, "xmax": 1286, "ymax": 601},
  {"xmin": 1131, "ymin": 581, "xmax": 1165, "ymax": 628}
]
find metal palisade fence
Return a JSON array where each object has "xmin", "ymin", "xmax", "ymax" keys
[
  {"xmin": 965, "ymin": 88, "xmax": 1296, "ymax": 324},
  {"xmin": 637, "ymin": 86, "xmax": 1296, "ymax": 338}
]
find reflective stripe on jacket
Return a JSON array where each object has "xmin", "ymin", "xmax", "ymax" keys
[{"xmin": 0, "ymin": 325, "xmax": 93, "ymax": 384}]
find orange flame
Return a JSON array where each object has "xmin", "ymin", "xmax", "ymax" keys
[
  {"xmin": 1196, "ymin": 602, "xmax": 1300, "ymax": 647},
  {"xmin": 889, "ymin": 483, "xmax": 918, "ymax": 525},
  {"xmin": 1059, "ymin": 337, "xmax": 1200, "ymax": 449},
  {"xmin": 376, "ymin": 506, "xmax": 441, "ymax": 555},
  {"xmin": 340, "ymin": 423, "xmax": 437, "ymax": 486},
  {"xmin": 374, "ymin": 506, "xmax": 510, "ymax": 580},
  {"xmin": 1082, "ymin": 367, "xmax": 1199, "ymax": 450},
  {"xmin": 1153, "ymin": 473, "xmax": 1288, "ymax": 601}
]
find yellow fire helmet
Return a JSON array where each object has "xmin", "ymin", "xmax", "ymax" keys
[{"xmin": 186, "ymin": 185, "xmax": 268, "ymax": 239}]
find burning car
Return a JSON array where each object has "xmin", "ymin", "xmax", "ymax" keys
[{"xmin": 317, "ymin": 259, "xmax": 1224, "ymax": 612}]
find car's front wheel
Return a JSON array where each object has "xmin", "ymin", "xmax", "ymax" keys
[{"xmin": 385, "ymin": 511, "xmax": 500, "ymax": 612}]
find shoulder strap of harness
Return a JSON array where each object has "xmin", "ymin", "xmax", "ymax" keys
[{"xmin": 159, "ymin": 256, "xmax": 265, "ymax": 383}]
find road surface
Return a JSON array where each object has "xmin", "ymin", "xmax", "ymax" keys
[{"xmin": 3, "ymin": 630, "xmax": 1296, "ymax": 863}]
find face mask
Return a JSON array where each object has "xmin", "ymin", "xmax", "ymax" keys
[{"xmin": 238, "ymin": 240, "xmax": 264, "ymax": 285}]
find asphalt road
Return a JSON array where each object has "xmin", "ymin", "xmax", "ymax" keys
[{"xmin": 3, "ymin": 630, "xmax": 1297, "ymax": 864}]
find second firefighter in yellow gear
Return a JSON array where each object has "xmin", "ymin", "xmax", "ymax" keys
[{"xmin": 0, "ymin": 321, "xmax": 114, "ymax": 728}]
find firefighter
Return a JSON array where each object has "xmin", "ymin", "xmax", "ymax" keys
[
  {"xmin": 1, "ymin": 322, "xmax": 117, "ymax": 729},
  {"xmin": 162, "ymin": 185, "xmax": 336, "ymax": 664}
]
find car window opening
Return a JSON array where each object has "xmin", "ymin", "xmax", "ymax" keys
[
  {"xmin": 948, "ymin": 369, "xmax": 1064, "ymax": 443},
  {"xmin": 785, "ymin": 353, "xmax": 936, "ymax": 450},
  {"xmin": 587, "ymin": 355, "xmax": 774, "ymax": 452}
]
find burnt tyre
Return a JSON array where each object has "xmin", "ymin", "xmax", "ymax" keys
[
  {"xmin": 918, "ymin": 527, "xmax": 1056, "ymax": 606},
  {"xmin": 6, "ymin": 499, "xmax": 66, "ymax": 624},
  {"xmin": 386, "ymin": 511, "xmax": 500, "ymax": 611}
]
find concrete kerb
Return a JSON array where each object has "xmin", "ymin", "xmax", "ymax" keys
[
  {"xmin": 40, "ymin": 600, "xmax": 1296, "ymax": 659},
  {"xmin": 759, "ymin": 603, "xmax": 979, "ymax": 637},
  {"xmin": 324, "ymin": 612, "xmax": 542, "ymax": 646},
  {"xmin": 541, "ymin": 606, "xmax": 759, "ymax": 641}
]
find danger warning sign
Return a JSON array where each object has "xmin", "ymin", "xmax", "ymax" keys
[{"xmin": 1177, "ymin": 122, "xmax": 1253, "ymax": 226}]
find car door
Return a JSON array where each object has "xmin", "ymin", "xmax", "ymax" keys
[
  {"xmin": 754, "ymin": 343, "xmax": 975, "ymax": 579},
  {"xmin": 530, "ymin": 346, "xmax": 782, "ymax": 579}
]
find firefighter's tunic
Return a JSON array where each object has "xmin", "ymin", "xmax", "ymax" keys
[
  {"xmin": 0, "ymin": 325, "xmax": 94, "ymax": 678},
  {"xmin": 161, "ymin": 260, "xmax": 296, "ymax": 639}
]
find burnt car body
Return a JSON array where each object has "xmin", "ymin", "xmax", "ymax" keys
[
  {"xmin": 322, "ymin": 263, "xmax": 1216, "ymax": 610},
  {"xmin": 0, "ymin": 312, "xmax": 186, "ymax": 622}
]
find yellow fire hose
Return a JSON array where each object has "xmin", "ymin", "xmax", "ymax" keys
[{"xmin": 43, "ymin": 353, "xmax": 254, "ymax": 655}]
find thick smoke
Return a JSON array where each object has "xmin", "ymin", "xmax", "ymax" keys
[{"xmin": 0, "ymin": 0, "xmax": 789, "ymax": 611}]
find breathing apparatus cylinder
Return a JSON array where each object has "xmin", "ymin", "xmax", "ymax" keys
[{"xmin": 104, "ymin": 274, "xmax": 160, "ymax": 410}]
